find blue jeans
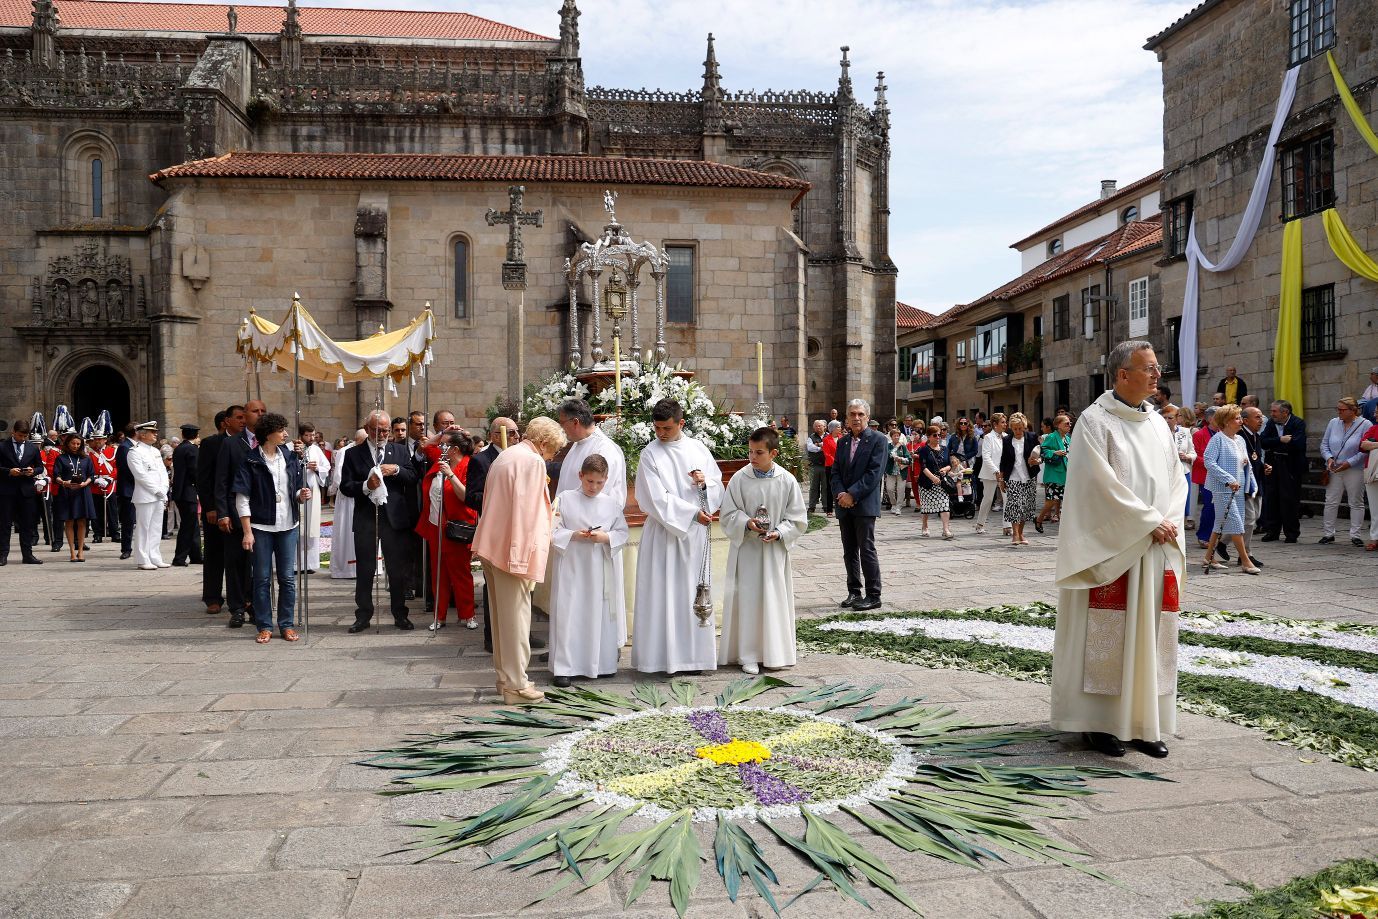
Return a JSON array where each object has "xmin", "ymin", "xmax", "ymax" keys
[
  {"xmin": 251, "ymin": 526, "xmax": 298, "ymax": 632},
  {"xmin": 1196, "ymin": 486, "xmax": 1215, "ymax": 543}
]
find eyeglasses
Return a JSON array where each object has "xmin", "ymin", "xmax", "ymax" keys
[{"xmin": 1129, "ymin": 364, "xmax": 1163, "ymax": 375}]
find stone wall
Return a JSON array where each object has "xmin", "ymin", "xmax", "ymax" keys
[{"xmin": 1155, "ymin": 0, "xmax": 1377, "ymax": 418}]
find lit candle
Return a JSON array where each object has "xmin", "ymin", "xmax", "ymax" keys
[
  {"xmin": 614, "ymin": 337, "xmax": 622, "ymax": 413},
  {"xmin": 756, "ymin": 340, "xmax": 764, "ymax": 402}
]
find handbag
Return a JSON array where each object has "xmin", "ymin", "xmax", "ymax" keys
[{"xmin": 444, "ymin": 520, "xmax": 475, "ymax": 543}]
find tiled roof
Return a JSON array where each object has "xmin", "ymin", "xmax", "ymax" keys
[
  {"xmin": 1008, "ymin": 171, "xmax": 1164, "ymax": 250},
  {"xmin": 939, "ymin": 217, "xmax": 1163, "ymax": 325},
  {"xmin": 0, "ymin": 0, "xmax": 552, "ymax": 40},
  {"xmin": 896, "ymin": 302, "xmax": 940, "ymax": 329},
  {"xmin": 1144, "ymin": 0, "xmax": 1226, "ymax": 50},
  {"xmin": 150, "ymin": 151, "xmax": 814, "ymax": 193}
]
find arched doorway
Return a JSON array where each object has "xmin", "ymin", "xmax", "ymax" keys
[{"xmin": 72, "ymin": 364, "xmax": 131, "ymax": 432}]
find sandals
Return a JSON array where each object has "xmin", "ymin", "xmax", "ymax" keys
[
  {"xmin": 280, "ymin": 628, "xmax": 299, "ymax": 642},
  {"xmin": 255, "ymin": 630, "xmax": 272, "ymax": 644}
]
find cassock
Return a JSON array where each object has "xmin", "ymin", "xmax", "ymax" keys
[
  {"xmin": 630, "ymin": 433, "xmax": 722, "ymax": 674},
  {"xmin": 542, "ymin": 429, "xmax": 628, "ymax": 623},
  {"xmin": 550, "ymin": 490, "xmax": 629, "ymax": 678},
  {"xmin": 718, "ymin": 465, "xmax": 808, "ymax": 670},
  {"xmin": 1051, "ymin": 390, "xmax": 1188, "ymax": 742},
  {"xmin": 328, "ymin": 442, "xmax": 358, "ymax": 579},
  {"xmin": 300, "ymin": 442, "xmax": 330, "ymax": 572}
]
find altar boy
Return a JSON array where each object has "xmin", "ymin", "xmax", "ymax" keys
[
  {"xmin": 718, "ymin": 427, "xmax": 808, "ymax": 674},
  {"xmin": 549, "ymin": 454, "xmax": 629, "ymax": 687}
]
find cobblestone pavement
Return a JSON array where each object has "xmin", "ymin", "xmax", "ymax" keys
[{"xmin": 1, "ymin": 511, "xmax": 1375, "ymax": 918}]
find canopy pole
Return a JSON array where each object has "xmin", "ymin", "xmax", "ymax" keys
[{"xmin": 292, "ymin": 297, "xmax": 309, "ymax": 644}]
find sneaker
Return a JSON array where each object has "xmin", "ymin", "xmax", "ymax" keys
[
  {"xmin": 464, "ymin": 618, "xmax": 479, "ymax": 630},
  {"xmin": 427, "ymin": 620, "xmax": 446, "ymax": 631},
  {"xmin": 1318, "ymin": 535, "xmax": 1335, "ymax": 544},
  {"xmin": 741, "ymin": 663, "xmax": 760, "ymax": 675}
]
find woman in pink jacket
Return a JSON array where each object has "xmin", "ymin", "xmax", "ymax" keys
[{"xmin": 471, "ymin": 416, "xmax": 567, "ymax": 705}]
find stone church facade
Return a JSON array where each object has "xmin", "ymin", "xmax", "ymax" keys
[{"xmin": 0, "ymin": 0, "xmax": 895, "ymax": 432}]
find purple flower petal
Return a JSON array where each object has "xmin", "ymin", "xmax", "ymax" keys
[
  {"xmin": 738, "ymin": 762, "xmax": 810, "ymax": 806},
  {"xmin": 686, "ymin": 709, "xmax": 731, "ymax": 744}
]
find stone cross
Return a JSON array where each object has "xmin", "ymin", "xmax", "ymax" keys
[{"xmin": 485, "ymin": 185, "xmax": 543, "ymax": 291}]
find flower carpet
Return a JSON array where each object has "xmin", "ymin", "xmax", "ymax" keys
[
  {"xmin": 800, "ymin": 603, "xmax": 1378, "ymax": 771},
  {"xmin": 359, "ymin": 676, "xmax": 1166, "ymax": 916}
]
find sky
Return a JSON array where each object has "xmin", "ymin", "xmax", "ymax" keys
[{"xmin": 278, "ymin": 0, "xmax": 1198, "ymax": 316}]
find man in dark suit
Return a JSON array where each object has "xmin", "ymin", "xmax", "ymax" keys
[
  {"xmin": 1240, "ymin": 405, "xmax": 1268, "ymax": 567},
  {"xmin": 215, "ymin": 401, "xmax": 263, "ymax": 628},
  {"xmin": 403, "ymin": 410, "xmax": 429, "ymax": 606},
  {"xmin": 341, "ymin": 410, "xmax": 419, "ymax": 632},
  {"xmin": 1259, "ymin": 398, "xmax": 1307, "ymax": 543},
  {"xmin": 114, "ymin": 423, "xmax": 137, "ymax": 559},
  {"xmin": 1, "ymin": 420, "xmax": 44, "ymax": 565},
  {"xmin": 195, "ymin": 411, "xmax": 229, "ymax": 613},
  {"xmin": 830, "ymin": 399, "xmax": 888, "ymax": 611},
  {"xmin": 170, "ymin": 423, "xmax": 203, "ymax": 567},
  {"xmin": 465, "ymin": 416, "xmax": 519, "ymax": 653}
]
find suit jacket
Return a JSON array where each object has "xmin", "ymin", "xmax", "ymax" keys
[
  {"xmin": 195, "ymin": 432, "xmax": 226, "ymax": 513},
  {"xmin": 340, "ymin": 440, "xmax": 418, "ymax": 531},
  {"xmin": 0, "ymin": 438, "xmax": 43, "ymax": 497},
  {"xmin": 115, "ymin": 438, "xmax": 135, "ymax": 498},
  {"xmin": 829, "ymin": 427, "xmax": 888, "ymax": 517},
  {"xmin": 1240, "ymin": 427, "xmax": 1267, "ymax": 484},
  {"xmin": 464, "ymin": 443, "xmax": 501, "ymax": 515},
  {"xmin": 1259, "ymin": 414, "xmax": 1307, "ymax": 477},
  {"xmin": 999, "ymin": 431, "xmax": 1041, "ymax": 480},
  {"xmin": 1214, "ymin": 376, "xmax": 1248, "ymax": 399},
  {"xmin": 171, "ymin": 440, "xmax": 199, "ymax": 503},
  {"xmin": 214, "ymin": 433, "xmax": 251, "ymax": 519}
]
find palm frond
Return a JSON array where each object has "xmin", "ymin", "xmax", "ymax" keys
[
  {"xmin": 715, "ymin": 675, "xmax": 793, "ymax": 708},
  {"xmin": 624, "ymin": 811, "xmax": 703, "ymax": 916},
  {"xmin": 714, "ymin": 815, "xmax": 782, "ymax": 915},
  {"xmin": 802, "ymin": 810, "xmax": 923, "ymax": 914},
  {"xmin": 760, "ymin": 816, "xmax": 871, "ymax": 910},
  {"xmin": 812, "ymin": 683, "xmax": 882, "ymax": 714},
  {"xmin": 487, "ymin": 804, "xmax": 641, "ymax": 870},
  {"xmin": 379, "ymin": 768, "xmax": 547, "ymax": 796},
  {"xmin": 632, "ymin": 682, "xmax": 674, "ymax": 709},
  {"xmin": 850, "ymin": 697, "xmax": 926, "ymax": 722},
  {"xmin": 780, "ymin": 683, "xmax": 857, "ymax": 706},
  {"xmin": 670, "ymin": 679, "xmax": 699, "ymax": 707}
]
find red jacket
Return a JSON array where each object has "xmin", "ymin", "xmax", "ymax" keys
[
  {"xmin": 415, "ymin": 455, "xmax": 476, "ymax": 542},
  {"xmin": 1191, "ymin": 425, "xmax": 1212, "ymax": 485},
  {"xmin": 822, "ymin": 433, "xmax": 838, "ymax": 467},
  {"xmin": 89, "ymin": 445, "xmax": 118, "ymax": 498}
]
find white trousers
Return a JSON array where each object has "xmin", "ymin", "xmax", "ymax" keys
[
  {"xmin": 1322, "ymin": 466, "xmax": 1367, "ymax": 539},
  {"xmin": 1243, "ymin": 493, "xmax": 1261, "ymax": 554},
  {"xmin": 1366, "ymin": 480, "xmax": 1378, "ymax": 542},
  {"xmin": 975, "ymin": 478, "xmax": 1002, "ymax": 529},
  {"xmin": 133, "ymin": 501, "xmax": 166, "ymax": 568}
]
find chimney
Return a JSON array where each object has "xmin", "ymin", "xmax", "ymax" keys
[{"xmin": 1100, "ymin": 179, "xmax": 1118, "ymax": 199}]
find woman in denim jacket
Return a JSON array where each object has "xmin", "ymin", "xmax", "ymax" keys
[
  {"xmin": 1201, "ymin": 403, "xmax": 1259, "ymax": 576},
  {"xmin": 233, "ymin": 412, "xmax": 311, "ymax": 643}
]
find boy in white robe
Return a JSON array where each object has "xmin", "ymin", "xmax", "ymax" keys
[
  {"xmin": 718, "ymin": 428, "xmax": 808, "ymax": 674},
  {"xmin": 549, "ymin": 454, "xmax": 629, "ymax": 686},
  {"xmin": 631, "ymin": 398, "xmax": 723, "ymax": 675}
]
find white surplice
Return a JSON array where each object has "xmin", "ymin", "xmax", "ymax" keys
[
  {"xmin": 299, "ymin": 443, "xmax": 329, "ymax": 572},
  {"xmin": 550, "ymin": 490, "xmax": 630, "ymax": 678},
  {"xmin": 544, "ymin": 429, "xmax": 628, "ymax": 617},
  {"xmin": 328, "ymin": 442, "xmax": 357, "ymax": 579},
  {"xmin": 630, "ymin": 434, "xmax": 723, "ymax": 674},
  {"xmin": 1051, "ymin": 390, "xmax": 1188, "ymax": 742},
  {"xmin": 718, "ymin": 465, "xmax": 808, "ymax": 669}
]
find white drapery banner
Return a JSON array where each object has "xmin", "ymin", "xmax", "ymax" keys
[
  {"xmin": 237, "ymin": 300, "xmax": 436, "ymax": 387},
  {"xmin": 1177, "ymin": 65, "xmax": 1299, "ymax": 408}
]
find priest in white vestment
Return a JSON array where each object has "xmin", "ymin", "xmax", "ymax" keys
[
  {"xmin": 299, "ymin": 434, "xmax": 330, "ymax": 573},
  {"xmin": 328, "ymin": 431, "xmax": 365, "ymax": 579},
  {"xmin": 631, "ymin": 398, "xmax": 723, "ymax": 675},
  {"xmin": 550, "ymin": 454, "xmax": 629, "ymax": 683},
  {"xmin": 1052, "ymin": 340, "xmax": 1187, "ymax": 759},
  {"xmin": 718, "ymin": 428, "xmax": 808, "ymax": 673}
]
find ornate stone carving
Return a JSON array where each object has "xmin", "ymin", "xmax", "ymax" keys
[
  {"xmin": 33, "ymin": 241, "xmax": 143, "ymax": 326},
  {"xmin": 485, "ymin": 185, "xmax": 543, "ymax": 291}
]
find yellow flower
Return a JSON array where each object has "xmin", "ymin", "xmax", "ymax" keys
[
  {"xmin": 694, "ymin": 739, "xmax": 772, "ymax": 766},
  {"xmin": 764, "ymin": 720, "xmax": 846, "ymax": 750},
  {"xmin": 606, "ymin": 760, "xmax": 710, "ymax": 797}
]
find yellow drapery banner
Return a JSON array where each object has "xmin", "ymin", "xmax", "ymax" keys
[
  {"xmin": 1322, "ymin": 207, "xmax": 1378, "ymax": 282},
  {"xmin": 1328, "ymin": 51, "xmax": 1378, "ymax": 158},
  {"xmin": 1275, "ymin": 219, "xmax": 1304, "ymax": 415},
  {"xmin": 237, "ymin": 300, "xmax": 435, "ymax": 386}
]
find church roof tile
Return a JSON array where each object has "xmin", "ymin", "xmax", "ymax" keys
[
  {"xmin": 150, "ymin": 151, "xmax": 813, "ymax": 193},
  {"xmin": 0, "ymin": 0, "xmax": 551, "ymax": 41}
]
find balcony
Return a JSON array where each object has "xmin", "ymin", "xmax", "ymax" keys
[
  {"xmin": 1007, "ymin": 337, "xmax": 1043, "ymax": 384},
  {"xmin": 909, "ymin": 356, "xmax": 946, "ymax": 396}
]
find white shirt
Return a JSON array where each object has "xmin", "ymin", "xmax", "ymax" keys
[{"xmin": 235, "ymin": 448, "xmax": 294, "ymax": 532}]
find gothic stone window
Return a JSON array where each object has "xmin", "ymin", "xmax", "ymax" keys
[
  {"xmin": 1052, "ymin": 294, "xmax": 1071, "ymax": 341},
  {"xmin": 1301, "ymin": 284, "xmax": 1336, "ymax": 356},
  {"xmin": 452, "ymin": 236, "xmax": 471, "ymax": 319},
  {"xmin": 1289, "ymin": 0, "xmax": 1335, "ymax": 66},
  {"xmin": 62, "ymin": 130, "xmax": 117, "ymax": 222},
  {"xmin": 665, "ymin": 244, "xmax": 696, "ymax": 324},
  {"xmin": 1164, "ymin": 194, "xmax": 1193, "ymax": 257},
  {"xmin": 1281, "ymin": 132, "xmax": 1335, "ymax": 221}
]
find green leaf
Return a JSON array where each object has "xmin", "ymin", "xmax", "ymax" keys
[
  {"xmin": 760, "ymin": 815, "xmax": 871, "ymax": 911},
  {"xmin": 378, "ymin": 768, "xmax": 546, "ymax": 796},
  {"xmin": 715, "ymin": 675, "xmax": 793, "ymax": 708},
  {"xmin": 714, "ymin": 815, "xmax": 781, "ymax": 915},
  {"xmin": 813, "ymin": 684, "xmax": 883, "ymax": 715},
  {"xmin": 802, "ymin": 810, "xmax": 923, "ymax": 914},
  {"xmin": 850, "ymin": 697, "xmax": 926, "ymax": 722},
  {"xmin": 670, "ymin": 680, "xmax": 699, "ymax": 707},
  {"xmin": 780, "ymin": 683, "xmax": 857, "ymax": 706},
  {"xmin": 632, "ymin": 682, "xmax": 674, "ymax": 709},
  {"xmin": 624, "ymin": 811, "xmax": 702, "ymax": 917}
]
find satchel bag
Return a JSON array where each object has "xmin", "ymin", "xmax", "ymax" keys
[{"xmin": 444, "ymin": 520, "xmax": 475, "ymax": 543}]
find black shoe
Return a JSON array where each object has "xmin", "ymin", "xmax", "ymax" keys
[
  {"xmin": 93, "ymin": 536, "xmax": 103, "ymax": 544},
  {"xmin": 551, "ymin": 676, "xmax": 572, "ymax": 688},
  {"xmin": 1130, "ymin": 739, "xmax": 1169, "ymax": 758},
  {"xmin": 0, "ymin": 558, "xmax": 7, "ymax": 566},
  {"xmin": 1318, "ymin": 535, "xmax": 1335, "ymax": 544},
  {"xmin": 1215, "ymin": 543, "xmax": 1230, "ymax": 561},
  {"xmin": 424, "ymin": 603, "xmax": 435, "ymax": 614},
  {"xmin": 227, "ymin": 612, "xmax": 246, "ymax": 629},
  {"xmin": 483, "ymin": 645, "xmax": 493, "ymax": 653},
  {"xmin": 191, "ymin": 559, "xmax": 203, "ymax": 565},
  {"xmin": 1284, "ymin": 536, "xmax": 1297, "ymax": 543},
  {"xmin": 347, "ymin": 620, "xmax": 372, "ymax": 633},
  {"xmin": 50, "ymin": 545, "xmax": 61, "ymax": 552},
  {"xmin": 172, "ymin": 560, "xmax": 188, "ymax": 567},
  {"xmin": 851, "ymin": 597, "xmax": 882, "ymax": 611},
  {"xmin": 1242, "ymin": 556, "xmax": 1263, "ymax": 568},
  {"xmin": 840, "ymin": 592, "xmax": 863, "ymax": 609},
  {"xmin": 1260, "ymin": 533, "xmax": 1279, "ymax": 542},
  {"xmin": 1353, "ymin": 538, "xmax": 1366, "ymax": 548},
  {"xmin": 395, "ymin": 618, "xmax": 416, "ymax": 631},
  {"xmin": 120, "ymin": 551, "xmax": 131, "ymax": 560},
  {"xmin": 1084, "ymin": 732, "xmax": 1126, "ymax": 756},
  {"xmin": 22, "ymin": 556, "xmax": 43, "ymax": 565}
]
